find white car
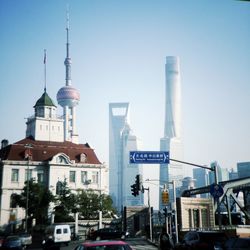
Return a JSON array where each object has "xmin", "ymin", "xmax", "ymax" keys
[{"xmin": 19, "ymin": 233, "xmax": 32, "ymax": 246}]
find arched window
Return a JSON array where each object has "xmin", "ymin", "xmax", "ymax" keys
[{"xmin": 56, "ymin": 156, "xmax": 67, "ymax": 164}]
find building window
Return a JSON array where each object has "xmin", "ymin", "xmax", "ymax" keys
[
  {"xmin": 69, "ymin": 171, "xmax": 76, "ymax": 183},
  {"xmin": 56, "ymin": 181, "xmax": 63, "ymax": 195},
  {"xmin": 193, "ymin": 209, "xmax": 200, "ymax": 228},
  {"xmin": 188, "ymin": 209, "xmax": 192, "ymax": 228},
  {"xmin": 10, "ymin": 194, "xmax": 18, "ymax": 208},
  {"xmin": 25, "ymin": 169, "xmax": 32, "ymax": 181},
  {"xmin": 81, "ymin": 171, "xmax": 88, "ymax": 184},
  {"xmin": 80, "ymin": 153, "xmax": 87, "ymax": 163},
  {"xmin": 57, "ymin": 156, "xmax": 67, "ymax": 164},
  {"xmin": 11, "ymin": 169, "xmax": 19, "ymax": 182},
  {"xmin": 201, "ymin": 209, "xmax": 209, "ymax": 228},
  {"xmin": 37, "ymin": 170, "xmax": 44, "ymax": 183},
  {"xmin": 92, "ymin": 171, "xmax": 99, "ymax": 184}
]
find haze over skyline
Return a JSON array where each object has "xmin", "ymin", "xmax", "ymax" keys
[{"xmin": 1, "ymin": 0, "xmax": 249, "ymax": 186}]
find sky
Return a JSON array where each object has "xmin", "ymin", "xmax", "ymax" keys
[{"xmin": 0, "ymin": 0, "xmax": 250, "ymax": 206}]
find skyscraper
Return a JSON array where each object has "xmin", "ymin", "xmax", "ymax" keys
[
  {"xmin": 109, "ymin": 103, "xmax": 143, "ymax": 212},
  {"xmin": 193, "ymin": 168, "xmax": 209, "ymax": 198},
  {"xmin": 159, "ymin": 56, "xmax": 183, "ymax": 209},
  {"xmin": 237, "ymin": 162, "xmax": 250, "ymax": 178}
]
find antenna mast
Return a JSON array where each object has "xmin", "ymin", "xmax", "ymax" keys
[
  {"xmin": 65, "ymin": 6, "xmax": 72, "ymax": 86},
  {"xmin": 43, "ymin": 49, "xmax": 47, "ymax": 92}
]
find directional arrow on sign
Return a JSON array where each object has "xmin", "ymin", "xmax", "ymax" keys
[{"xmin": 129, "ymin": 151, "xmax": 169, "ymax": 164}]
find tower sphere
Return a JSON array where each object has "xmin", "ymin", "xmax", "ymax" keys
[{"xmin": 57, "ymin": 85, "xmax": 80, "ymax": 107}]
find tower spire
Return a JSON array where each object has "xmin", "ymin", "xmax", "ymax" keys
[{"xmin": 65, "ymin": 8, "xmax": 71, "ymax": 86}]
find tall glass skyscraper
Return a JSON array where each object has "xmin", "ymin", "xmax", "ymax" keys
[
  {"xmin": 237, "ymin": 162, "xmax": 250, "ymax": 178},
  {"xmin": 193, "ymin": 168, "xmax": 209, "ymax": 198},
  {"xmin": 159, "ymin": 56, "xmax": 183, "ymax": 210},
  {"xmin": 109, "ymin": 103, "xmax": 143, "ymax": 212}
]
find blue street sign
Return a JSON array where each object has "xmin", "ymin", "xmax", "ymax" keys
[
  {"xmin": 210, "ymin": 183, "xmax": 224, "ymax": 198},
  {"xmin": 130, "ymin": 151, "xmax": 169, "ymax": 164}
]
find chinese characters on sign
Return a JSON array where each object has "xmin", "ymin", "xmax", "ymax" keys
[{"xmin": 130, "ymin": 151, "xmax": 169, "ymax": 164}]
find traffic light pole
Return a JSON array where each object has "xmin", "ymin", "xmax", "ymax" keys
[
  {"xmin": 172, "ymin": 180, "xmax": 178, "ymax": 243},
  {"xmin": 143, "ymin": 187, "xmax": 152, "ymax": 241},
  {"xmin": 169, "ymin": 158, "xmax": 221, "ymax": 231}
]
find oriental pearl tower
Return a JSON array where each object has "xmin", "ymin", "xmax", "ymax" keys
[{"xmin": 57, "ymin": 15, "xmax": 80, "ymax": 144}]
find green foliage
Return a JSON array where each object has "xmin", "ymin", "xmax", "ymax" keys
[
  {"xmin": 77, "ymin": 189, "xmax": 116, "ymax": 219},
  {"xmin": 12, "ymin": 179, "xmax": 54, "ymax": 224},
  {"xmin": 12, "ymin": 179, "xmax": 117, "ymax": 224},
  {"xmin": 54, "ymin": 179, "xmax": 76, "ymax": 223}
]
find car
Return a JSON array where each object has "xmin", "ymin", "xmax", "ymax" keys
[
  {"xmin": 0, "ymin": 235, "xmax": 24, "ymax": 250},
  {"xmin": 43, "ymin": 224, "xmax": 71, "ymax": 246},
  {"xmin": 175, "ymin": 231, "xmax": 228, "ymax": 250},
  {"xmin": 74, "ymin": 240, "xmax": 134, "ymax": 250},
  {"xmin": 18, "ymin": 233, "xmax": 32, "ymax": 246},
  {"xmin": 215, "ymin": 237, "xmax": 250, "ymax": 250},
  {"xmin": 0, "ymin": 237, "xmax": 5, "ymax": 247},
  {"xmin": 88, "ymin": 228, "xmax": 129, "ymax": 241}
]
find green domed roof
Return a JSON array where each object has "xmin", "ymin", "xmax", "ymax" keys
[{"xmin": 34, "ymin": 90, "xmax": 56, "ymax": 107}]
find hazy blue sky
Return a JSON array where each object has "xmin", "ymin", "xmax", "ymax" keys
[{"xmin": 0, "ymin": 0, "xmax": 249, "ymax": 196}]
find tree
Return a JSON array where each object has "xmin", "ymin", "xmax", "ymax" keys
[
  {"xmin": 54, "ymin": 179, "xmax": 77, "ymax": 222},
  {"xmin": 12, "ymin": 179, "xmax": 54, "ymax": 225},
  {"xmin": 77, "ymin": 189, "xmax": 116, "ymax": 219}
]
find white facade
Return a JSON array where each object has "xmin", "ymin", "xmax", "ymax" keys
[
  {"xmin": 109, "ymin": 103, "xmax": 143, "ymax": 212},
  {"xmin": 0, "ymin": 153, "xmax": 107, "ymax": 226},
  {"xmin": 26, "ymin": 92, "xmax": 64, "ymax": 142},
  {"xmin": 27, "ymin": 118, "xmax": 64, "ymax": 142},
  {"xmin": 159, "ymin": 56, "xmax": 184, "ymax": 209}
]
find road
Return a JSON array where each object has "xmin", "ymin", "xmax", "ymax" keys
[{"xmin": 29, "ymin": 238, "xmax": 158, "ymax": 250}]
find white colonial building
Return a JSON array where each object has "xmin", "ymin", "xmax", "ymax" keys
[
  {"xmin": 0, "ymin": 135, "xmax": 107, "ymax": 226},
  {"xmin": 0, "ymin": 20, "xmax": 108, "ymax": 227}
]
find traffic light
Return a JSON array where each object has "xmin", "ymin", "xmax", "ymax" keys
[
  {"xmin": 163, "ymin": 207, "xmax": 167, "ymax": 217},
  {"xmin": 131, "ymin": 184, "xmax": 139, "ymax": 196},
  {"xmin": 135, "ymin": 174, "xmax": 142, "ymax": 191},
  {"xmin": 162, "ymin": 190, "xmax": 169, "ymax": 204}
]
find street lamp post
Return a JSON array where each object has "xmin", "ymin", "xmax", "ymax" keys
[
  {"xmin": 99, "ymin": 164, "xmax": 103, "ymax": 229},
  {"xmin": 142, "ymin": 186, "xmax": 152, "ymax": 241},
  {"xmin": 24, "ymin": 143, "xmax": 33, "ymax": 233}
]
